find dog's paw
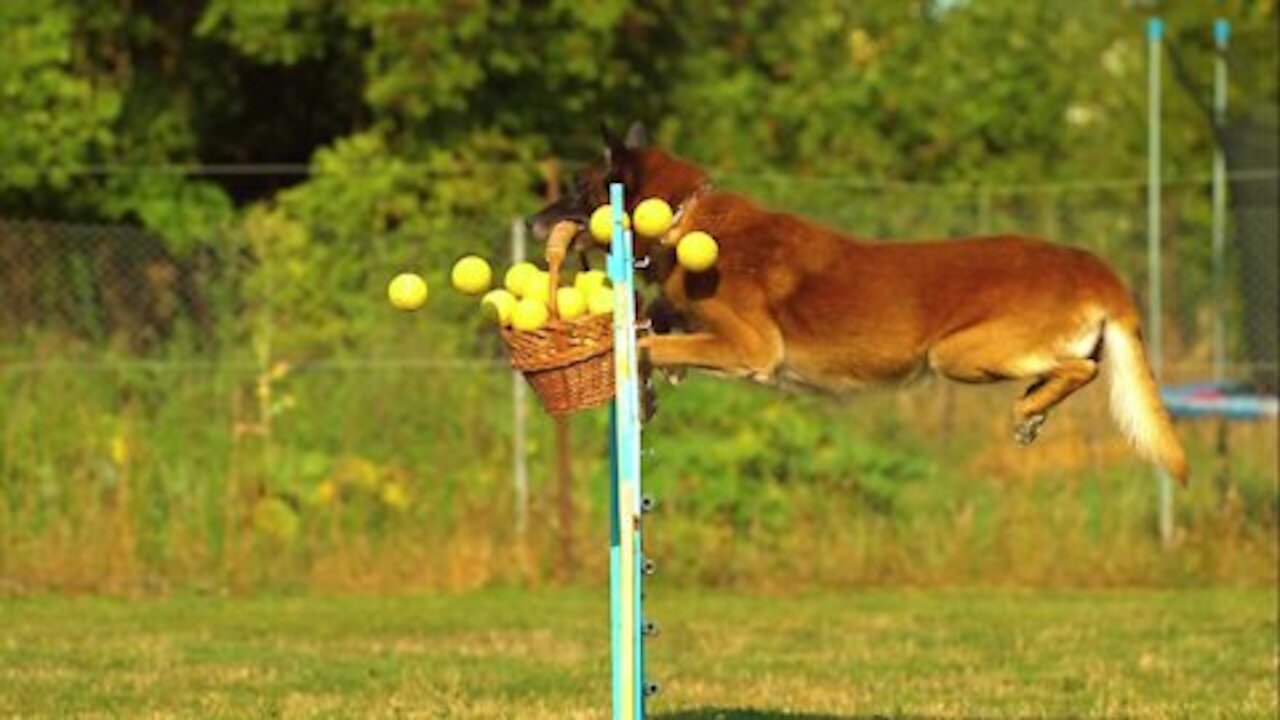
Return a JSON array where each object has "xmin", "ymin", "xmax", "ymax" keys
[
  {"xmin": 658, "ymin": 366, "xmax": 685, "ymax": 386},
  {"xmin": 1014, "ymin": 413, "xmax": 1048, "ymax": 445},
  {"xmin": 641, "ymin": 380, "xmax": 659, "ymax": 422}
]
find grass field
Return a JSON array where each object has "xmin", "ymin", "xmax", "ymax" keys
[{"xmin": 0, "ymin": 588, "xmax": 1275, "ymax": 718}]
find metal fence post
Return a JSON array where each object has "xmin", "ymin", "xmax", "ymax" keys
[
  {"xmin": 1211, "ymin": 18, "xmax": 1230, "ymax": 385},
  {"xmin": 510, "ymin": 218, "xmax": 529, "ymax": 540},
  {"xmin": 1148, "ymin": 17, "xmax": 1174, "ymax": 548}
]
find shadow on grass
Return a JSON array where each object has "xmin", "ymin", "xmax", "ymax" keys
[
  {"xmin": 653, "ymin": 711, "xmax": 872, "ymax": 720},
  {"xmin": 660, "ymin": 707, "xmax": 1059, "ymax": 712}
]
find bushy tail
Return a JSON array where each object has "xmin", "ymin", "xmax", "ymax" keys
[{"xmin": 1103, "ymin": 321, "xmax": 1188, "ymax": 484}]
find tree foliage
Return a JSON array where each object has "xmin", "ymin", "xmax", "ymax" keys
[{"xmin": 1, "ymin": 0, "xmax": 1274, "ymax": 348}]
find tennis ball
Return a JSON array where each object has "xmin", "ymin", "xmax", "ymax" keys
[
  {"xmin": 523, "ymin": 270, "xmax": 552, "ymax": 306},
  {"xmin": 480, "ymin": 289, "xmax": 517, "ymax": 326},
  {"xmin": 677, "ymin": 231, "xmax": 719, "ymax": 272},
  {"xmin": 589, "ymin": 204, "xmax": 630, "ymax": 245},
  {"xmin": 574, "ymin": 269, "xmax": 609, "ymax": 295},
  {"xmin": 587, "ymin": 286, "xmax": 614, "ymax": 316},
  {"xmin": 451, "ymin": 255, "xmax": 492, "ymax": 295},
  {"xmin": 555, "ymin": 286, "xmax": 588, "ymax": 320},
  {"xmin": 511, "ymin": 297, "xmax": 550, "ymax": 331},
  {"xmin": 504, "ymin": 262, "xmax": 539, "ymax": 297},
  {"xmin": 633, "ymin": 198, "xmax": 674, "ymax": 238},
  {"xmin": 387, "ymin": 272, "xmax": 428, "ymax": 311}
]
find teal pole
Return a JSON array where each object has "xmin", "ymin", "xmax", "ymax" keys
[{"xmin": 608, "ymin": 182, "xmax": 645, "ymax": 718}]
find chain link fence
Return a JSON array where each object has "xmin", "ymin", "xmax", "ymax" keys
[
  {"xmin": 1, "ymin": 169, "xmax": 1276, "ymax": 592},
  {"xmin": 1, "ymin": 172, "xmax": 1274, "ymax": 376}
]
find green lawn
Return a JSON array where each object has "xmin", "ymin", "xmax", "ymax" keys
[{"xmin": 0, "ymin": 588, "xmax": 1274, "ymax": 718}]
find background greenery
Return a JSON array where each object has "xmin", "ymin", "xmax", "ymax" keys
[{"xmin": 0, "ymin": 0, "xmax": 1276, "ymax": 594}]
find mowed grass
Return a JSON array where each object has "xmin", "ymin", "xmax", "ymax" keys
[{"xmin": 0, "ymin": 588, "xmax": 1274, "ymax": 719}]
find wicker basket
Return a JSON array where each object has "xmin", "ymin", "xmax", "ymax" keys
[
  {"xmin": 502, "ymin": 312, "xmax": 615, "ymax": 415},
  {"xmin": 500, "ymin": 224, "xmax": 616, "ymax": 415}
]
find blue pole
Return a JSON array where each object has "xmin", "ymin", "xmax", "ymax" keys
[
  {"xmin": 608, "ymin": 183, "xmax": 644, "ymax": 719},
  {"xmin": 608, "ymin": 403, "xmax": 622, "ymax": 719}
]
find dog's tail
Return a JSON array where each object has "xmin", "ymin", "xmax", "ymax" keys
[{"xmin": 1102, "ymin": 318, "xmax": 1188, "ymax": 484}]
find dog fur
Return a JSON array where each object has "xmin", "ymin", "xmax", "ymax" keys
[{"xmin": 529, "ymin": 124, "xmax": 1188, "ymax": 483}]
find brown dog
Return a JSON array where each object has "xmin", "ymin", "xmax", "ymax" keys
[{"xmin": 530, "ymin": 125, "xmax": 1188, "ymax": 483}]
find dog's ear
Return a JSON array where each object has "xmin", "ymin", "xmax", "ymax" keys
[
  {"xmin": 601, "ymin": 121, "xmax": 626, "ymax": 164},
  {"xmin": 624, "ymin": 122, "xmax": 650, "ymax": 150}
]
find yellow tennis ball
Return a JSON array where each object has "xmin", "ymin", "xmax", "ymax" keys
[
  {"xmin": 387, "ymin": 273, "xmax": 428, "ymax": 311},
  {"xmin": 633, "ymin": 198, "xmax": 674, "ymax": 238},
  {"xmin": 480, "ymin": 289, "xmax": 517, "ymax": 326},
  {"xmin": 555, "ymin": 286, "xmax": 587, "ymax": 320},
  {"xmin": 589, "ymin": 205, "xmax": 630, "ymax": 245},
  {"xmin": 574, "ymin": 269, "xmax": 609, "ymax": 294},
  {"xmin": 451, "ymin": 255, "xmax": 492, "ymax": 295},
  {"xmin": 504, "ymin": 262, "xmax": 539, "ymax": 296},
  {"xmin": 587, "ymin": 286, "xmax": 614, "ymax": 316},
  {"xmin": 677, "ymin": 231, "xmax": 719, "ymax": 272},
  {"xmin": 523, "ymin": 270, "xmax": 552, "ymax": 306},
  {"xmin": 511, "ymin": 297, "xmax": 550, "ymax": 331}
]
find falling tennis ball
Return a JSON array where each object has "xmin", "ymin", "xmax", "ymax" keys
[
  {"xmin": 511, "ymin": 297, "xmax": 550, "ymax": 331},
  {"xmin": 589, "ymin": 205, "xmax": 630, "ymax": 244},
  {"xmin": 480, "ymin": 289, "xmax": 517, "ymax": 326},
  {"xmin": 555, "ymin": 286, "xmax": 588, "ymax": 320},
  {"xmin": 451, "ymin": 255, "xmax": 492, "ymax": 295},
  {"xmin": 587, "ymin": 286, "xmax": 614, "ymax": 316},
  {"xmin": 387, "ymin": 272, "xmax": 428, "ymax": 311},
  {"xmin": 633, "ymin": 198, "xmax": 674, "ymax": 238},
  {"xmin": 574, "ymin": 269, "xmax": 609, "ymax": 295},
  {"xmin": 677, "ymin": 231, "xmax": 719, "ymax": 272},
  {"xmin": 504, "ymin": 262, "xmax": 539, "ymax": 297}
]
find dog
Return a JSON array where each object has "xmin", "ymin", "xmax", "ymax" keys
[{"xmin": 529, "ymin": 123, "xmax": 1188, "ymax": 483}]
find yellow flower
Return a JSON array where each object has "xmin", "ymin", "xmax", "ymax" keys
[
  {"xmin": 379, "ymin": 482, "xmax": 409, "ymax": 511},
  {"xmin": 314, "ymin": 481, "xmax": 337, "ymax": 506},
  {"xmin": 269, "ymin": 361, "xmax": 292, "ymax": 381},
  {"xmin": 110, "ymin": 433, "xmax": 129, "ymax": 466}
]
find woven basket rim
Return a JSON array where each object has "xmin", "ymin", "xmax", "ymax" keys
[{"xmin": 501, "ymin": 313, "xmax": 613, "ymax": 372}]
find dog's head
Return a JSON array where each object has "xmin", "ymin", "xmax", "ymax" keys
[{"xmin": 527, "ymin": 122, "xmax": 710, "ymax": 244}]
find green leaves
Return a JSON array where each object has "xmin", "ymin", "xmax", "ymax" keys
[
  {"xmin": 197, "ymin": 0, "xmax": 336, "ymax": 64},
  {"xmin": 0, "ymin": 5, "xmax": 120, "ymax": 190},
  {"xmin": 647, "ymin": 378, "xmax": 932, "ymax": 533}
]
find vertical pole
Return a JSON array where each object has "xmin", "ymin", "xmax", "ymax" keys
[
  {"xmin": 1211, "ymin": 18, "xmax": 1230, "ymax": 384},
  {"xmin": 1148, "ymin": 17, "xmax": 1174, "ymax": 548},
  {"xmin": 555, "ymin": 416, "xmax": 575, "ymax": 578},
  {"xmin": 608, "ymin": 182, "xmax": 643, "ymax": 719},
  {"xmin": 511, "ymin": 219, "xmax": 529, "ymax": 540},
  {"xmin": 1211, "ymin": 18, "xmax": 1233, "ymax": 505}
]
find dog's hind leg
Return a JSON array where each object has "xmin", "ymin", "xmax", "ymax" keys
[
  {"xmin": 1012, "ymin": 358, "xmax": 1099, "ymax": 444},
  {"xmin": 929, "ymin": 322, "xmax": 1100, "ymax": 444}
]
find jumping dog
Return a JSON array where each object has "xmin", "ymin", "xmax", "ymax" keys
[{"xmin": 530, "ymin": 124, "xmax": 1188, "ymax": 483}]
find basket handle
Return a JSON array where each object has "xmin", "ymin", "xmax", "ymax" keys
[{"xmin": 545, "ymin": 220, "xmax": 577, "ymax": 319}]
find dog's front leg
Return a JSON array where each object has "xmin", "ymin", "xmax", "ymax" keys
[{"xmin": 639, "ymin": 332, "xmax": 781, "ymax": 383}]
